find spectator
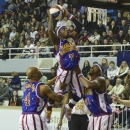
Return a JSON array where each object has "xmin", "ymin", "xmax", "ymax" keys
[
  {"xmin": 107, "ymin": 61, "xmax": 119, "ymax": 86},
  {"xmin": 78, "ymin": 30, "xmax": 90, "ymax": 44},
  {"xmin": 20, "ymin": 39, "xmax": 35, "ymax": 59},
  {"xmin": 108, "ymin": 30, "xmax": 116, "ymax": 44},
  {"xmin": 82, "ymin": 60, "xmax": 91, "ymax": 77},
  {"xmin": 0, "ymin": 78, "xmax": 9, "ymax": 104},
  {"xmin": 60, "ymin": 17, "xmax": 73, "ymax": 29},
  {"xmin": 76, "ymin": 11, "xmax": 82, "ymax": 22},
  {"xmin": 9, "ymin": 71, "xmax": 21, "ymax": 93},
  {"xmin": 100, "ymin": 31, "xmax": 109, "ymax": 45},
  {"xmin": 30, "ymin": 26, "xmax": 38, "ymax": 39},
  {"xmin": 120, "ymin": 20, "xmax": 129, "ymax": 35},
  {"xmin": 9, "ymin": 27, "xmax": 16, "ymax": 40},
  {"xmin": 38, "ymin": 25, "xmax": 46, "ymax": 38},
  {"xmin": 82, "ymin": 39, "xmax": 91, "ymax": 57},
  {"xmin": 109, "ymin": 20, "xmax": 119, "ymax": 35},
  {"xmin": 108, "ymin": 78, "xmax": 124, "ymax": 103},
  {"xmin": 88, "ymin": 30, "xmax": 100, "ymax": 44},
  {"xmin": 115, "ymin": 30, "xmax": 125, "ymax": 43},
  {"xmin": 116, "ymin": 61, "xmax": 129, "ymax": 81},
  {"xmin": 124, "ymin": 69, "xmax": 130, "ymax": 84},
  {"xmin": 39, "ymin": 42, "xmax": 52, "ymax": 58},
  {"xmin": 125, "ymin": 29, "xmax": 130, "ymax": 43},
  {"xmin": 109, "ymin": 39, "xmax": 121, "ymax": 57},
  {"xmin": 116, "ymin": 12, "xmax": 123, "ymax": 26},
  {"xmin": 95, "ymin": 20, "xmax": 106, "ymax": 35},
  {"xmin": 48, "ymin": 67, "xmax": 56, "ymax": 80},
  {"xmin": 8, "ymin": 0, "xmax": 16, "ymax": 10},
  {"xmin": 106, "ymin": 78, "xmax": 113, "ymax": 93},
  {"xmin": 101, "ymin": 58, "xmax": 109, "ymax": 77},
  {"xmin": 126, "ymin": 13, "xmax": 130, "ymax": 25},
  {"xmin": 100, "ymin": 39, "xmax": 111, "ymax": 57},
  {"xmin": 9, "ymin": 91, "xmax": 21, "ymax": 106},
  {"xmin": 121, "ymin": 83, "xmax": 130, "ymax": 100},
  {"xmin": 122, "ymin": 39, "xmax": 130, "ymax": 50},
  {"xmin": 39, "ymin": 33, "xmax": 49, "ymax": 45},
  {"xmin": 92, "ymin": 39, "xmax": 100, "ymax": 57},
  {"xmin": 2, "ymin": 19, "xmax": 10, "ymax": 32}
]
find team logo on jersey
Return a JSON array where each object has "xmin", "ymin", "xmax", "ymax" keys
[{"xmin": 84, "ymin": 98, "xmax": 90, "ymax": 106}]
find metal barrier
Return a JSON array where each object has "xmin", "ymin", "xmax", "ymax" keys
[
  {"xmin": 111, "ymin": 104, "xmax": 130, "ymax": 130},
  {"xmin": 0, "ymin": 44, "xmax": 129, "ymax": 59}
]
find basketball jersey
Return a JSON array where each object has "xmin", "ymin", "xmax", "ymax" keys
[
  {"xmin": 54, "ymin": 37, "xmax": 80, "ymax": 70},
  {"xmin": 22, "ymin": 82, "xmax": 48, "ymax": 115},
  {"xmin": 84, "ymin": 88, "xmax": 112, "ymax": 116}
]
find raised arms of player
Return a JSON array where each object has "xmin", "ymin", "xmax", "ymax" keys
[
  {"xmin": 64, "ymin": 10, "xmax": 82, "ymax": 40},
  {"xmin": 45, "ymin": 76, "xmax": 57, "ymax": 86},
  {"xmin": 47, "ymin": 10, "xmax": 59, "ymax": 52},
  {"xmin": 75, "ymin": 66, "xmax": 105, "ymax": 89},
  {"xmin": 39, "ymin": 84, "xmax": 63, "ymax": 102}
]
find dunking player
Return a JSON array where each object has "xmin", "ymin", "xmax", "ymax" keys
[
  {"xmin": 75, "ymin": 63, "xmax": 113, "ymax": 130},
  {"xmin": 19, "ymin": 67, "xmax": 63, "ymax": 130},
  {"xmin": 45, "ymin": 8, "xmax": 83, "ymax": 121}
]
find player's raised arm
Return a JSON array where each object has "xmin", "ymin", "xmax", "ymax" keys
[
  {"xmin": 39, "ymin": 84, "xmax": 63, "ymax": 102},
  {"xmin": 45, "ymin": 76, "xmax": 57, "ymax": 86},
  {"xmin": 75, "ymin": 65, "xmax": 106, "ymax": 89},
  {"xmin": 64, "ymin": 9, "xmax": 82, "ymax": 40},
  {"xmin": 47, "ymin": 10, "xmax": 58, "ymax": 45}
]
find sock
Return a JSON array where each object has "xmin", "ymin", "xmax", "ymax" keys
[{"xmin": 47, "ymin": 98, "xmax": 55, "ymax": 111}]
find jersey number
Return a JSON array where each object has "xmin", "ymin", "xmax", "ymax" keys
[
  {"xmin": 69, "ymin": 53, "xmax": 74, "ymax": 61},
  {"xmin": 24, "ymin": 92, "xmax": 30, "ymax": 106}
]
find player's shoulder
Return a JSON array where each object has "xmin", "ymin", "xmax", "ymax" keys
[{"xmin": 96, "ymin": 76, "xmax": 105, "ymax": 82}]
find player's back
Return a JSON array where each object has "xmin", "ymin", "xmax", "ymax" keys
[
  {"xmin": 22, "ymin": 82, "xmax": 48, "ymax": 115},
  {"xmin": 54, "ymin": 37, "xmax": 80, "ymax": 70},
  {"xmin": 85, "ymin": 88, "xmax": 112, "ymax": 116}
]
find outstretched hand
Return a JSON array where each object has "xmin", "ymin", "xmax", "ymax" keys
[{"xmin": 112, "ymin": 95, "xmax": 120, "ymax": 102}]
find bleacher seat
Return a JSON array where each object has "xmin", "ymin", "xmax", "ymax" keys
[{"xmin": 2, "ymin": 100, "xmax": 9, "ymax": 106}]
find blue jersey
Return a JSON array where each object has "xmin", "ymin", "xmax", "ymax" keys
[
  {"xmin": 54, "ymin": 37, "xmax": 80, "ymax": 70},
  {"xmin": 85, "ymin": 88, "xmax": 112, "ymax": 116},
  {"xmin": 22, "ymin": 82, "xmax": 48, "ymax": 115}
]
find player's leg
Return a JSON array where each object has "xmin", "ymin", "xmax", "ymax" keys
[{"xmin": 64, "ymin": 71, "xmax": 83, "ymax": 120}]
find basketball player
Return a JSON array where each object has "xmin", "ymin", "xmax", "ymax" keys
[
  {"xmin": 75, "ymin": 63, "xmax": 113, "ymax": 130},
  {"xmin": 46, "ymin": 8, "xmax": 83, "ymax": 121},
  {"xmin": 19, "ymin": 67, "xmax": 63, "ymax": 130},
  {"xmin": 57, "ymin": 87, "xmax": 89, "ymax": 130}
]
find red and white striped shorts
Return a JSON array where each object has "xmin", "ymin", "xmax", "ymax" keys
[
  {"xmin": 88, "ymin": 114, "xmax": 113, "ymax": 130},
  {"xmin": 54, "ymin": 67, "xmax": 83, "ymax": 98},
  {"xmin": 19, "ymin": 114, "xmax": 48, "ymax": 130}
]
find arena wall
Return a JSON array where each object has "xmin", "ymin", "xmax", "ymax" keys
[{"xmin": 0, "ymin": 57, "xmax": 117, "ymax": 73}]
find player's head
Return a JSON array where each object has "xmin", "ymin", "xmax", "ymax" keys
[
  {"xmin": 57, "ymin": 25, "xmax": 69, "ymax": 39},
  {"xmin": 89, "ymin": 63, "xmax": 103, "ymax": 76},
  {"xmin": 26, "ymin": 67, "xmax": 43, "ymax": 81}
]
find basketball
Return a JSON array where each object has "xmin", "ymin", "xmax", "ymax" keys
[{"xmin": 49, "ymin": 4, "xmax": 64, "ymax": 20}]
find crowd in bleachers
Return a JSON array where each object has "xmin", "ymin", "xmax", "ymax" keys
[
  {"xmin": 0, "ymin": 0, "xmax": 130, "ymax": 128},
  {"xmin": 0, "ymin": 0, "xmax": 130, "ymax": 59}
]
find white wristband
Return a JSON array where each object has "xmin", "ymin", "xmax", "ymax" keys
[{"xmin": 78, "ymin": 74, "xmax": 83, "ymax": 78}]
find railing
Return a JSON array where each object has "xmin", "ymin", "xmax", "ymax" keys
[{"xmin": 0, "ymin": 44, "xmax": 130, "ymax": 59}]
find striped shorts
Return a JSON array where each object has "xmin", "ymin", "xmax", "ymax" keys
[
  {"xmin": 54, "ymin": 67, "xmax": 83, "ymax": 98},
  {"xmin": 88, "ymin": 114, "xmax": 113, "ymax": 130},
  {"xmin": 19, "ymin": 114, "xmax": 48, "ymax": 130}
]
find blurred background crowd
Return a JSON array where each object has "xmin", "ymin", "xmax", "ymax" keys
[
  {"xmin": 0, "ymin": 0, "xmax": 130, "ymax": 128},
  {"xmin": 0, "ymin": 0, "xmax": 130, "ymax": 59}
]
